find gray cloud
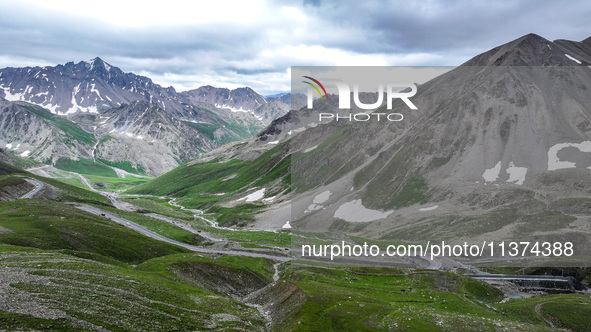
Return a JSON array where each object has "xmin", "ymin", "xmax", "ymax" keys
[{"xmin": 0, "ymin": 0, "xmax": 590, "ymax": 95}]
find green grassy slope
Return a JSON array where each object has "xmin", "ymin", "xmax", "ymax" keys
[
  {"xmin": 31, "ymin": 175, "xmax": 111, "ymax": 206},
  {"xmin": 0, "ymin": 148, "xmax": 40, "ymax": 169},
  {"xmin": 0, "ymin": 159, "xmax": 109, "ymax": 206},
  {"xmin": 0, "ymin": 200, "xmax": 186, "ymax": 264},
  {"xmin": 0, "ymin": 247, "xmax": 267, "ymax": 331},
  {"xmin": 97, "ymin": 158, "xmax": 146, "ymax": 175},
  {"xmin": 127, "ymin": 142, "xmax": 290, "ymax": 208},
  {"xmin": 274, "ymin": 264, "xmax": 571, "ymax": 332},
  {"xmin": 53, "ymin": 157, "xmax": 118, "ymax": 177},
  {"xmin": 0, "ymin": 159, "xmax": 27, "ymax": 175},
  {"xmin": 83, "ymin": 174, "xmax": 150, "ymax": 191},
  {"xmin": 499, "ymin": 294, "xmax": 591, "ymax": 332}
]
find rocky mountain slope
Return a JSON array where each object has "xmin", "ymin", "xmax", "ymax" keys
[
  {"xmin": 286, "ymin": 34, "xmax": 591, "ymax": 247},
  {"xmin": 0, "ymin": 101, "xmax": 94, "ymax": 163}
]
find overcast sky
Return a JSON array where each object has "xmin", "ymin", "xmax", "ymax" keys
[{"xmin": 1, "ymin": 0, "xmax": 589, "ymax": 95}]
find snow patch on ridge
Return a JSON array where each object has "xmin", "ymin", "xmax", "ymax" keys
[
  {"xmin": 304, "ymin": 190, "xmax": 332, "ymax": 213},
  {"xmin": 64, "ymin": 83, "xmax": 98, "ymax": 115},
  {"xmin": 564, "ymin": 54, "xmax": 582, "ymax": 64},
  {"xmin": 303, "ymin": 145, "xmax": 317, "ymax": 153},
  {"xmin": 238, "ymin": 188, "xmax": 266, "ymax": 202},
  {"xmin": 419, "ymin": 205, "xmax": 438, "ymax": 212},
  {"xmin": 482, "ymin": 161, "xmax": 502, "ymax": 182},
  {"xmin": 548, "ymin": 141, "xmax": 591, "ymax": 170},
  {"xmin": 1, "ymin": 86, "xmax": 25, "ymax": 101},
  {"xmin": 1, "ymin": 84, "xmax": 63, "ymax": 114},
  {"xmin": 214, "ymin": 103, "xmax": 263, "ymax": 121},
  {"xmin": 313, "ymin": 190, "xmax": 331, "ymax": 204},
  {"xmin": 505, "ymin": 162, "xmax": 527, "ymax": 185},
  {"xmin": 334, "ymin": 200, "xmax": 394, "ymax": 222}
]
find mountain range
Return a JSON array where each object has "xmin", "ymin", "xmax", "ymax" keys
[{"xmin": 0, "ymin": 57, "xmax": 295, "ymax": 176}]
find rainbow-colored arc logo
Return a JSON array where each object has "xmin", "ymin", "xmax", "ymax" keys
[{"xmin": 302, "ymin": 76, "xmax": 329, "ymax": 100}]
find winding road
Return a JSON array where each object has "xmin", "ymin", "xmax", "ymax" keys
[
  {"xmin": 48, "ymin": 173, "xmax": 439, "ymax": 269},
  {"xmin": 19, "ymin": 177, "xmax": 45, "ymax": 199},
  {"xmin": 73, "ymin": 203, "xmax": 292, "ymax": 262},
  {"xmin": 146, "ymin": 213, "xmax": 222, "ymax": 242}
]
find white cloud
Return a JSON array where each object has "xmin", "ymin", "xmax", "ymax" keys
[
  {"xmin": 13, "ymin": 0, "xmax": 266, "ymax": 27},
  {"xmin": 0, "ymin": 0, "xmax": 590, "ymax": 95}
]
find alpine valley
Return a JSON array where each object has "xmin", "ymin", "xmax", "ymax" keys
[{"xmin": 1, "ymin": 34, "xmax": 591, "ymax": 331}]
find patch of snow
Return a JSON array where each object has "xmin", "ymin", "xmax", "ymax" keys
[
  {"xmin": 20, "ymin": 150, "xmax": 30, "ymax": 157},
  {"xmin": 86, "ymin": 59, "xmax": 95, "ymax": 70},
  {"xmin": 90, "ymin": 83, "xmax": 104, "ymax": 100},
  {"xmin": 1, "ymin": 86, "xmax": 25, "ymax": 101},
  {"xmin": 304, "ymin": 203, "xmax": 323, "ymax": 213},
  {"xmin": 63, "ymin": 83, "xmax": 97, "ymax": 115},
  {"xmin": 120, "ymin": 132, "xmax": 144, "ymax": 140},
  {"xmin": 419, "ymin": 205, "xmax": 438, "ymax": 212},
  {"xmin": 505, "ymin": 162, "xmax": 527, "ymax": 185},
  {"xmin": 305, "ymin": 190, "xmax": 332, "ymax": 213},
  {"xmin": 313, "ymin": 190, "xmax": 331, "ymax": 204},
  {"xmin": 267, "ymin": 140, "xmax": 279, "ymax": 145},
  {"xmin": 482, "ymin": 161, "xmax": 502, "ymax": 182},
  {"xmin": 215, "ymin": 103, "xmax": 254, "ymax": 113},
  {"xmin": 303, "ymin": 145, "xmax": 318, "ymax": 153},
  {"xmin": 42, "ymin": 103, "xmax": 60, "ymax": 114},
  {"xmin": 263, "ymin": 196, "xmax": 276, "ymax": 203},
  {"xmin": 564, "ymin": 54, "xmax": 582, "ymax": 64},
  {"xmin": 548, "ymin": 141, "xmax": 591, "ymax": 170},
  {"xmin": 282, "ymin": 220, "xmax": 292, "ymax": 229},
  {"xmin": 238, "ymin": 188, "xmax": 266, "ymax": 202},
  {"xmin": 214, "ymin": 103, "xmax": 262, "ymax": 121},
  {"xmin": 547, "ymin": 44, "xmax": 552, "ymax": 50},
  {"xmin": 334, "ymin": 200, "xmax": 394, "ymax": 222},
  {"xmin": 5, "ymin": 143, "xmax": 12, "ymax": 149}
]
